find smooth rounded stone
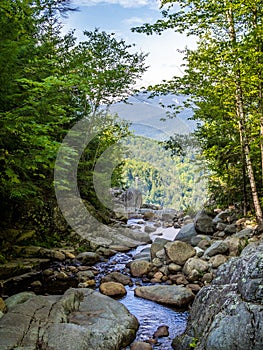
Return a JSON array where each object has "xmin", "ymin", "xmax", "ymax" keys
[
  {"xmin": 101, "ymin": 272, "xmax": 132, "ymax": 286},
  {"xmin": 210, "ymin": 254, "xmax": 228, "ymax": 268},
  {"xmin": 204, "ymin": 240, "xmax": 229, "ymax": 257},
  {"xmin": 144, "ymin": 225, "xmax": 156, "ymax": 233},
  {"xmin": 77, "ymin": 270, "xmax": 95, "ymax": 282},
  {"xmin": 191, "ymin": 234, "xmax": 212, "ymax": 247},
  {"xmin": 202, "ymin": 272, "xmax": 213, "ymax": 283},
  {"xmin": 155, "ymin": 248, "xmax": 166, "ymax": 259},
  {"xmin": 4, "ymin": 291, "xmax": 35, "ymax": 310},
  {"xmin": 235, "ymin": 228, "xmax": 253, "ymax": 239},
  {"xmin": 183, "ymin": 258, "xmax": 209, "ymax": 276},
  {"xmin": 99, "ymin": 282, "xmax": 127, "ymax": 297},
  {"xmin": 130, "ymin": 260, "xmax": 153, "ymax": 277},
  {"xmin": 150, "ymin": 238, "xmax": 170, "ymax": 259},
  {"xmin": 225, "ymin": 236, "xmax": 242, "ymax": 256},
  {"xmin": 153, "ymin": 325, "xmax": 169, "ymax": 338},
  {"xmin": 168, "ymin": 263, "xmax": 182, "ymax": 273},
  {"xmin": 175, "ymin": 223, "xmax": 198, "ymax": 243},
  {"xmin": 197, "ymin": 239, "xmax": 211, "ymax": 250},
  {"xmin": 130, "ymin": 341, "xmax": 153, "ymax": 350},
  {"xmin": 224, "ymin": 224, "xmax": 237, "ymax": 234},
  {"xmin": 134, "ymin": 285, "xmax": 194, "ymax": 307},
  {"xmin": 152, "ymin": 271, "xmax": 163, "ymax": 282},
  {"xmin": 76, "ymin": 251, "xmax": 101, "ymax": 265},
  {"xmin": 170, "ymin": 274, "xmax": 189, "ymax": 285},
  {"xmin": 0, "ymin": 288, "xmax": 138, "ymax": 350},
  {"xmin": 0, "ymin": 298, "xmax": 7, "ymax": 313},
  {"xmin": 165, "ymin": 241, "xmax": 196, "ymax": 265},
  {"xmin": 194, "ymin": 212, "xmax": 214, "ymax": 234},
  {"xmin": 187, "ymin": 283, "xmax": 202, "ymax": 293}
]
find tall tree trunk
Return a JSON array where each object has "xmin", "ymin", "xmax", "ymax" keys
[
  {"xmin": 225, "ymin": 2, "xmax": 263, "ymax": 222},
  {"xmin": 252, "ymin": 7, "xmax": 263, "ymax": 186}
]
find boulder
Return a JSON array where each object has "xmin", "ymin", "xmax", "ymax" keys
[
  {"xmin": 0, "ymin": 288, "xmax": 138, "ymax": 350},
  {"xmin": 183, "ymin": 258, "xmax": 209, "ymax": 276},
  {"xmin": 151, "ymin": 238, "xmax": 169, "ymax": 259},
  {"xmin": 235, "ymin": 227, "xmax": 253, "ymax": 239},
  {"xmin": 224, "ymin": 224, "xmax": 237, "ymax": 235},
  {"xmin": 194, "ymin": 212, "xmax": 214, "ymax": 234},
  {"xmin": 130, "ymin": 260, "xmax": 152, "ymax": 277},
  {"xmin": 101, "ymin": 271, "xmax": 132, "ymax": 285},
  {"xmin": 76, "ymin": 252, "xmax": 101, "ymax": 265},
  {"xmin": 144, "ymin": 225, "xmax": 156, "ymax": 233},
  {"xmin": 130, "ymin": 341, "xmax": 153, "ymax": 350},
  {"xmin": 172, "ymin": 242, "xmax": 263, "ymax": 350},
  {"xmin": 99, "ymin": 282, "xmax": 127, "ymax": 297},
  {"xmin": 134, "ymin": 285, "xmax": 194, "ymax": 307},
  {"xmin": 134, "ymin": 247, "xmax": 151, "ymax": 261},
  {"xmin": 153, "ymin": 325, "xmax": 169, "ymax": 338},
  {"xmin": 165, "ymin": 241, "xmax": 196, "ymax": 265},
  {"xmin": 175, "ymin": 223, "xmax": 198, "ymax": 243},
  {"xmin": 209, "ymin": 254, "xmax": 228, "ymax": 268},
  {"xmin": 204, "ymin": 240, "xmax": 228, "ymax": 257}
]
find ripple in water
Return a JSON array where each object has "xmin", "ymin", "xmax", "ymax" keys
[{"xmin": 120, "ymin": 287, "xmax": 188, "ymax": 349}]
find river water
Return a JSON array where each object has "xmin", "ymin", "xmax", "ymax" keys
[{"xmin": 95, "ymin": 218, "xmax": 188, "ymax": 349}]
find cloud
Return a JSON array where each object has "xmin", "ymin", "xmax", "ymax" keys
[
  {"xmin": 122, "ymin": 16, "xmax": 154, "ymax": 26},
  {"xmin": 72, "ymin": 0, "xmax": 161, "ymax": 9}
]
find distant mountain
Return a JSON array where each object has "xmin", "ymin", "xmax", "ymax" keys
[{"xmin": 108, "ymin": 92, "xmax": 197, "ymax": 140}]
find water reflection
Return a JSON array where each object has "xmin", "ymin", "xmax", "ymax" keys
[{"xmin": 121, "ymin": 287, "xmax": 188, "ymax": 349}]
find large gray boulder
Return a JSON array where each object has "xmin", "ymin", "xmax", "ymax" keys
[
  {"xmin": 134, "ymin": 285, "xmax": 194, "ymax": 307},
  {"xmin": 0, "ymin": 288, "xmax": 138, "ymax": 350},
  {"xmin": 164, "ymin": 241, "xmax": 196, "ymax": 265},
  {"xmin": 175, "ymin": 223, "xmax": 198, "ymax": 243},
  {"xmin": 173, "ymin": 242, "xmax": 263, "ymax": 350},
  {"xmin": 194, "ymin": 211, "xmax": 214, "ymax": 234}
]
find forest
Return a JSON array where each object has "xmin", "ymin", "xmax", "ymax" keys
[
  {"xmin": 1, "ymin": 0, "xmax": 263, "ymax": 260},
  {"xmin": 134, "ymin": 0, "xmax": 263, "ymax": 222},
  {"xmin": 122, "ymin": 134, "xmax": 207, "ymax": 211}
]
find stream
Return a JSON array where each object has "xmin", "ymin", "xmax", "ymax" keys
[{"xmin": 94, "ymin": 218, "xmax": 188, "ymax": 349}]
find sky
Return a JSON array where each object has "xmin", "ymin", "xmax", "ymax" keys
[{"xmin": 62, "ymin": 0, "xmax": 197, "ymax": 88}]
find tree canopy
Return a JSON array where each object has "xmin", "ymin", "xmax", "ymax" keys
[
  {"xmin": 133, "ymin": 0, "xmax": 263, "ymax": 222},
  {"xmin": 0, "ymin": 0, "xmax": 147, "ymax": 235}
]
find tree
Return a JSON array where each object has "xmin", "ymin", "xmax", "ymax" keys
[
  {"xmin": 0, "ymin": 0, "xmax": 147, "ymax": 233},
  {"xmin": 133, "ymin": 0, "xmax": 263, "ymax": 222}
]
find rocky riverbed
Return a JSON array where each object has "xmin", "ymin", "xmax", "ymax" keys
[{"xmin": 0, "ymin": 206, "xmax": 262, "ymax": 349}]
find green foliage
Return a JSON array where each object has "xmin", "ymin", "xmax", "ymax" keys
[
  {"xmin": 134, "ymin": 0, "xmax": 263, "ymax": 217},
  {"xmin": 122, "ymin": 135, "xmax": 207, "ymax": 211},
  {"xmin": 189, "ymin": 337, "xmax": 199, "ymax": 348},
  {"xmin": 0, "ymin": 0, "xmax": 147, "ymax": 242}
]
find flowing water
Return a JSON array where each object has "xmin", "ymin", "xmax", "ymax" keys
[{"xmin": 95, "ymin": 234, "xmax": 188, "ymax": 350}]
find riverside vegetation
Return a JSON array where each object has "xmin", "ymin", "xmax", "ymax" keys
[{"xmin": 0, "ymin": 1, "xmax": 263, "ymax": 350}]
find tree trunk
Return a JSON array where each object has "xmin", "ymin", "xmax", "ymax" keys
[{"xmin": 225, "ymin": 2, "xmax": 263, "ymax": 222}]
